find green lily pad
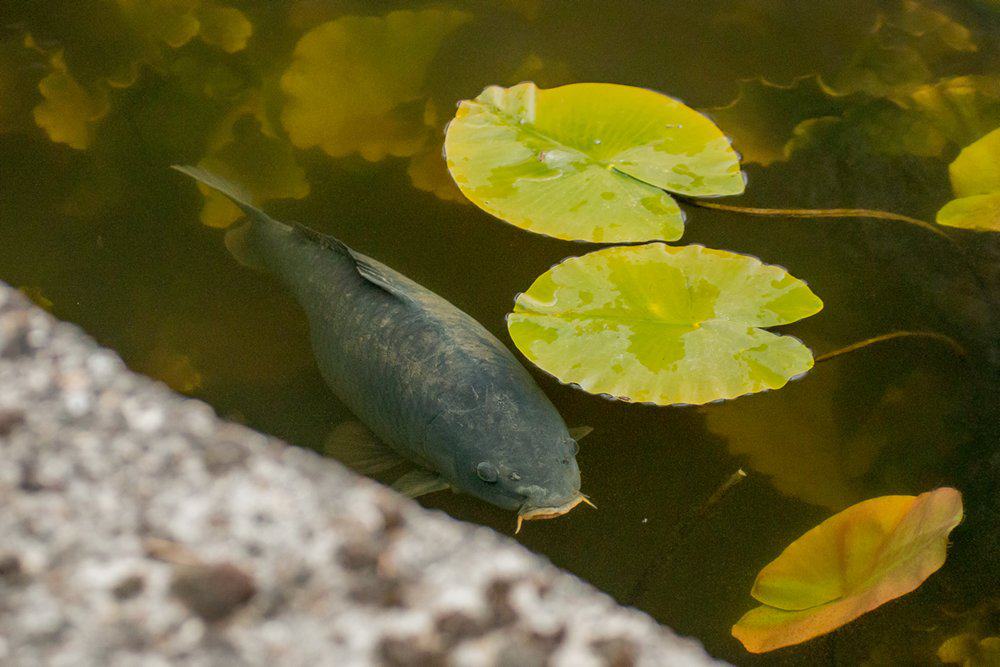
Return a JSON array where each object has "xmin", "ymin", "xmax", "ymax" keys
[
  {"xmin": 936, "ymin": 127, "xmax": 1000, "ymax": 231},
  {"xmin": 506, "ymin": 243, "xmax": 822, "ymax": 406},
  {"xmin": 445, "ymin": 82, "xmax": 744, "ymax": 243}
]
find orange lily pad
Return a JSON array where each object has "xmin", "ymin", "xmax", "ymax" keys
[{"xmin": 732, "ymin": 488, "xmax": 963, "ymax": 653}]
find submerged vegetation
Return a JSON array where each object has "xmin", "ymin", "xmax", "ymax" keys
[{"xmin": 0, "ymin": 0, "xmax": 997, "ymax": 663}]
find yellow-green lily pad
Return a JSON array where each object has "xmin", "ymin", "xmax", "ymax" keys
[
  {"xmin": 445, "ymin": 82, "xmax": 744, "ymax": 243},
  {"xmin": 506, "ymin": 243, "xmax": 821, "ymax": 406},
  {"xmin": 937, "ymin": 192, "xmax": 1000, "ymax": 232},
  {"xmin": 936, "ymin": 127, "xmax": 1000, "ymax": 231},
  {"xmin": 732, "ymin": 488, "xmax": 964, "ymax": 653}
]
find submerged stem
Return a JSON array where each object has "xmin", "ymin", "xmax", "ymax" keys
[
  {"xmin": 815, "ymin": 331, "xmax": 966, "ymax": 364},
  {"xmin": 625, "ymin": 468, "xmax": 748, "ymax": 607},
  {"xmin": 680, "ymin": 197, "xmax": 953, "ymax": 241}
]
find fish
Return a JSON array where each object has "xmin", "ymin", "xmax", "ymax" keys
[{"xmin": 173, "ymin": 165, "xmax": 593, "ymax": 530}]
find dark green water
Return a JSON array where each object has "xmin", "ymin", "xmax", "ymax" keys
[{"xmin": 1, "ymin": 1, "xmax": 998, "ymax": 663}]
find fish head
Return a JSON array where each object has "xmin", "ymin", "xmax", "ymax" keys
[{"xmin": 439, "ymin": 418, "xmax": 589, "ymax": 524}]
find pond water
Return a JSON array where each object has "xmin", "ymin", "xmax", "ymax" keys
[{"xmin": 1, "ymin": 1, "xmax": 998, "ymax": 663}]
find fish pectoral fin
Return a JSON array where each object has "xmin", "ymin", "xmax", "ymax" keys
[
  {"xmin": 568, "ymin": 426, "xmax": 594, "ymax": 441},
  {"xmin": 391, "ymin": 469, "xmax": 451, "ymax": 499},
  {"xmin": 324, "ymin": 420, "xmax": 408, "ymax": 476}
]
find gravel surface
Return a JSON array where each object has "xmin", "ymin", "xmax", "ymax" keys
[{"xmin": 0, "ymin": 285, "xmax": 724, "ymax": 667}]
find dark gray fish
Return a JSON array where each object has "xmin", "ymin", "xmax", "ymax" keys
[{"xmin": 174, "ymin": 166, "xmax": 593, "ymax": 529}]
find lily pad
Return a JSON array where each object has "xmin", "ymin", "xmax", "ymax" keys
[
  {"xmin": 732, "ymin": 488, "xmax": 963, "ymax": 653},
  {"xmin": 936, "ymin": 127, "xmax": 1000, "ymax": 231},
  {"xmin": 445, "ymin": 82, "xmax": 744, "ymax": 243},
  {"xmin": 506, "ymin": 243, "xmax": 821, "ymax": 406}
]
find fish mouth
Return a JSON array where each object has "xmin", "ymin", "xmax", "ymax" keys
[{"xmin": 515, "ymin": 494, "xmax": 596, "ymax": 533}]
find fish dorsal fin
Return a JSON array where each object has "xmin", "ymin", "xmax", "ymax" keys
[
  {"xmin": 289, "ymin": 221, "xmax": 412, "ymax": 301},
  {"xmin": 392, "ymin": 469, "xmax": 451, "ymax": 498},
  {"xmin": 569, "ymin": 426, "xmax": 594, "ymax": 441},
  {"xmin": 172, "ymin": 165, "xmax": 409, "ymax": 300},
  {"xmin": 324, "ymin": 420, "xmax": 408, "ymax": 476}
]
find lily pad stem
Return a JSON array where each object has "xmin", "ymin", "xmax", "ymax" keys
[
  {"xmin": 679, "ymin": 197, "xmax": 953, "ymax": 241},
  {"xmin": 625, "ymin": 468, "xmax": 748, "ymax": 607},
  {"xmin": 815, "ymin": 331, "xmax": 966, "ymax": 364}
]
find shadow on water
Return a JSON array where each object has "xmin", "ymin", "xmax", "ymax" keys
[{"xmin": 0, "ymin": 1, "xmax": 998, "ymax": 663}]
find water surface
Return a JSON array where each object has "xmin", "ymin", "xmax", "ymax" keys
[{"xmin": 1, "ymin": 1, "xmax": 998, "ymax": 663}]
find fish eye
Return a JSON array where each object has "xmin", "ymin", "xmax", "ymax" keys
[
  {"xmin": 476, "ymin": 462, "xmax": 499, "ymax": 483},
  {"xmin": 571, "ymin": 439, "xmax": 580, "ymax": 455}
]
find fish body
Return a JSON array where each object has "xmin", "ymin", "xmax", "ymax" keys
[{"xmin": 175, "ymin": 166, "xmax": 585, "ymax": 520}]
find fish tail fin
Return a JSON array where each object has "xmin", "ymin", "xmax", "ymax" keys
[
  {"xmin": 172, "ymin": 164, "xmax": 261, "ymax": 219},
  {"xmin": 172, "ymin": 164, "xmax": 284, "ymax": 269}
]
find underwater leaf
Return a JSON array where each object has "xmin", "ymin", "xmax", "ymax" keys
[
  {"xmin": 496, "ymin": 0, "xmax": 543, "ymax": 21},
  {"xmin": 705, "ymin": 369, "xmax": 860, "ymax": 510},
  {"xmin": 405, "ymin": 99, "xmax": 466, "ymax": 204},
  {"xmin": 827, "ymin": 0, "xmax": 975, "ymax": 97},
  {"xmin": 732, "ymin": 488, "xmax": 963, "ymax": 653},
  {"xmin": 506, "ymin": 53, "xmax": 573, "ymax": 91},
  {"xmin": 116, "ymin": 0, "xmax": 202, "ymax": 50},
  {"xmin": 407, "ymin": 143, "xmax": 467, "ymax": 204},
  {"xmin": 0, "ymin": 38, "xmax": 45, "ymax": 136},
  {"xmin": 903, "ymin": 76, "xmax": 1000, "ymax": 149},
  {"xmin": 197, "ymin": 111, "xmax": 309, "ymax": 228},
  {"xmin": 707, "ymin": 366, "xmax": 966, "ymax": 509},
  {"xmin": 884, "ymin": 0, "xmax": 977, "ymax": 57},
  {"xmin": 827, "ymin": 41, "xmax": 932, "ymax": 98},
  {"xmin": 446, "ymin": 82, "xmax": 744, "ymax": 243},
  {"xmin": 784, "ymin": 101, "xmax": 948, "ymax": 160},
  {"xmin": 938, "ymin": 633, "xmax": 1000, "ymax": 666},
  {"xmin": 936, "ymin": 128, "xmax": 1000, "ymax": 231},
  {"xmin": 280, "ymin": 8, "xmax": 471, "ymax": 161},
  {"xmin": 784, "ymin": 76, "xmax": 1000, "ymax": 161},
  {"xmin": 507, "ymin": 243, "xmax": 821, "ymax": 406},
  {"xmin": 139, "ymin": 346, "xmax": 203, "ymax": 394},
  {"xmin": 196, "ymin": 2, "xmax": 253, "ymax": 53},
  {"xmin": 707, "ymin": 76, "xmax": 857, "ymax": 166},
  {"xmin": 33, "ymin": 50, "xmax": 109, "ymax": 150}
]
